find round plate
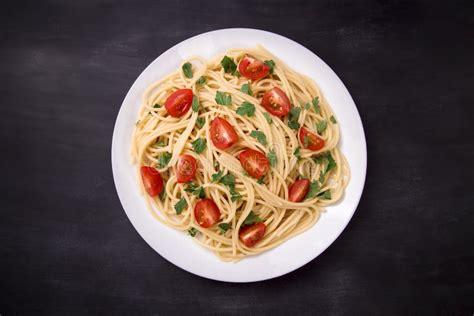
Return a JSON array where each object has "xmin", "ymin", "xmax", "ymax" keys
[{"xmin": 111, "ymin": 28, "xmax": 367, "ymax": 282}]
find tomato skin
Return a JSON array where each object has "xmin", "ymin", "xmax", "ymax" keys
[
  {"xmin": 261, "ymin": 87, "xmax": 291, "ymax": 117},
  {"xmin": 176, "ymin": 154, "xmax": 197, "ymax": 183},
  {"xmin": 299, "ymin": 127, "xmax": 325, "ymax": 151},
  {"xmin": 239, "ymin": 222, "xmax": 266, "ymax": 247},
  {"xmin": 140, "ymin": 166, "xmax": 164, "ymax": 197},
  {"xmin": 238, "ymin": 55, "xmax": 270, "ymax": 81},
  {"xmin": 238, "ymin": 149, "xmax": 270, "ymax": 179},
  {"xmin": 210, "ymin": 117, "xmax": 239, "ymax": 150},
  {"xmin": 164, "ymin": 89, "xmax": 193, "ymax": 118},
  {"xmin": 194, "ymin": 199, "xmax": 221, "ymax": 228},
  {"xmin": 288, "ymin": 179, "xmax": 310, "ymax": 202}
]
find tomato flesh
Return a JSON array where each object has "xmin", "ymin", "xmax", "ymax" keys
[
  {"xmin": 176, "ymin": 154, "xmax": 197, "ymax": 183},
  {"xmin": 239, "ymin": 222, "xmax": 266, "ymax": 247},
  {"xmin": 238, "ymin": 149, "xmax": 269, "ymax": 179},
  {"xmin": 238, "ymin": 55, "xmax": 270, "ymax": 81},
  {"xmin": 210, "ymin": 117, "xmax": 239, "ymax": 150},
  {"xmin": 299, "ymin": 127, "xmax": 325, "ymax": 151},
  {"xmin": 261, "ymin": 87, "xmax": 291, "ymax": 116},
  {"xmin": 164, "ymin": 89, "xmax": 193, "ymax": 118},
  {"xmin": 140, "ymin": 166, "xmax": 164, "ymax": 197},
  {"xmin": 288, "ymin": 179, "xmax": 310, "ymax": 202},
  {"xmin": 194, "ymin": 199, "xmax": 221, "ymax": 228}
]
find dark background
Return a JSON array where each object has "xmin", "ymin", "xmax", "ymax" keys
[{"xmin": 1, "ymin": 0, "xmax": 473, "ymax": 314}]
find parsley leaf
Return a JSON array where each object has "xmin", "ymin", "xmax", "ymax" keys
[
  {"xmin": 174, "ymin": 198, "xmax": 187, "ymax": 215},
  {"xmin": 215, "ymin": 91, "xmax": 232, "ymax": 106},
  {"xmin": 188, "ymin": 227, "xmax": 198, "ymax": 237},
  {"xmin": 313, "ymin": 152, "xmax": 337, "ymax": 174},
  {"xmin": 221, "ymin": 56, "xmax": 237, "ymax": 75},
  {"xmin": 267, "ymin": 149, "xmax": 277, "ymax": 167},
  {"xmin": 263, "ymin": 112, "xmax": 273, "ymax": 124},
  {"xmin": 211, "ymin": 170, "xmax": 224, "ymax": 182},
  {"xmin": 159, "ymin": 190, "xmax": 166, "ymax": 201},
  {"xmin": 153, "ymin": 103, "xmax": 162, "ymax": 108},
  {"xmin": 294, "ymin": 146, "xmax": 302, "ymax": 160},
  {"xmin": 243, "ymin": 211, "xmax": 264, "ymax": 226},
  {"xmin": 192, "ymin": 95, "xmax": 199, "ymax": 112},
  {"xmin": 240, "ymin": 83, "xmax": 252, "ymax": 96},
  {"xmin": 316, "ymin": 120, "xmax": 327, "ymax": 135},
  {"xmin": 303, "ymin": 135, "xmax": 310, "ymax": 148},
  {"xmin": 317, "ymin": 190, "xmax": 332, "ymax": 200},
  {"xmin": 157, "ymin": 152, "xmax": 172, "ymax": 168},
  {"xmin": 196, "ymin": 76, "xmax": 207, "ymax": 85},
  {"xmin": 330, "ymin": 115, "xmax": 337, "ymax": 124},
  {"xmin": 230, "ymin": 190, "xmax": 242, "ymax": 202},
  {"xmin": 236, "ymin": 101, "xmax": 255, "ymax": 117},
  {"xmin": 264, "ymin": 60, "xmax": 275, "ymax": 74},
  {"xmin": 234, "ymin": 70, "xmax": 241, "ymax": 77},
  {"xmin": 319, "ymin": 170, "xmax": 325, "ymax": 184},
  {"xmin": 219, "ymin": 173, "xmax": 242, "ymax": 201},
  {"xmin": 312, "ymin": 96, "xmax": 320, "ymax": 114},
  {"xmin": 153, "ymin": 139, "xmax": 166, "ymax": 147},
  {"xmin": 250, "ymin": 130, "xmax": 268, "ymax": 146},
  {"xmin": 195, "ymin": 117, "xmax": 205, "ymax": 129},
  {"xmin": 305, "ymin": 181, "xmax": 321, "ymax": 199},
  {"xmin": 257, "ymin": 176, "xmax": 265, "ymax": 184},
  {"xmin": 182, "ymin": 62, "xmax": 193, "ymax": 78},
  {"xmin": 304, "ymin": 102, "xmax": 311, "ymax": 110},
  {"xmin": 191, "ymin": 138, "xmax": 207, "ymax": 154},
  {"xmin": 218, "ymin": 223, "xmax": 231, "ymax": 232},
  {"xmin": 184, "ymin": 183, "xmax": 205, "ymax": 198},
  {"xmin": 288, "ymin": 107, "xmax": 301, "ymax": 130}
]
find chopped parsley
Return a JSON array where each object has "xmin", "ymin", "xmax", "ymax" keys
[
  {"xmin": 220, "ymin": 56, "xmax": 237, "ymax": 75},
  {"xmin": 211, "ymin": 170, "xmax": 224, "ymax": 182},
  {"xmin": 293, "ymin": 146, "xmax": 302, "ymax": 160},
  {"xmin": 264, "ymin": 60, "xmax": 275, "ymax": 74},
  {"xmin": 304, "ymin": 102, "xmax": 311, "ymax": 110},
  {"xmin": 257, "ymin": 176, "xmax": 265, "ymax": 184},
  {"xmin": 330, "ymin": 115, "xmax": 337, "ymax": 124},
  {"xmin": 316, "ymin": 120, "xmax": 328, "ymax": 135},
  {"xmin": 196, "ymin": 76, "xmax": 207, "ymax": 85},
  {"xmin": 157, "ymin": 152, "xmax": 172, "ymax": 168},
  {"xmin": 218, "ymin": 223, "xmax": 231, "ymax": 232},
  {"xmin": 250, "ymin": 130, "xmax": 267, "ymax": 146},
  {"xmin": 191, "ymin": 138, "xmax": 207, "ymax": 154},
  {"xmin": 159, "ymin": 190, "xmax": 166, "ymax": 201},
  {"xmin": 305, "ymin": 181, "xmax": 321, "ymax": 199},
  {"xmin": 288, "ymin": 107, "xmax": 301, "ymax": 130},
  {"xmin": 184, "ymin": 182, "xmax": 205, "ymax": 198},
  {"xmin": 174, "ymin": 198, "xmax": 187, "ymax": 215},
  {"xmin": 188, "ymin": 227, "xmax": 198, "ymax": 237},
  {"xmin": 263, "ymin": 112, "xmax": 273, "ymax": 124},
  {"xmin": 303, "ymin": 135, "xmax": 310, "ymax": 148},
  {"xmin": 219, "ymin": 173, "xmax": 242, "ymax": 202},
  {"xmin": 240, "ymin": 83, "xmax": 252, "ymax": 96},
  {"xmin": 267, "ymin": 149, "xmax": 277, "ymax": 167},
  {"xmin": 243, "ymin": 211, "xmax": 264, "ymax": 226},
  {"xmin": 195, "ymin": 117, "xmax": 205, "ymax": 129},
  {"xmin": 312, "ymin": 96, "xmax": 320, "ymax": 114},
  {"xmin": 153, "ymin": 103, "xmax": 162, "ymax": 108},
  {"xmin": 192, "ymin": 95, "xmax": 199, "ymax": 112},
  {"xmin": 153, "ymin": 139, "xmax": 166, "ymax": 147},
  {"xmin": 182, "ymin": 62, "xmax": 193, "ymax": 78},
  {"xmin": 215, "ymin": 91, "xmax": 232, "ymax": 106},
  {"xmin": 236, "ymin": 101, "xmax": 255, "ymax": 117},
  {"xmin": 317, "ymin": 190, "xmax": 332, "ymax": 200}
]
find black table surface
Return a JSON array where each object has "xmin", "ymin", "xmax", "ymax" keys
[{"xmin": 1, "ymin": 0, "xmax": 473, "ymax": 314}]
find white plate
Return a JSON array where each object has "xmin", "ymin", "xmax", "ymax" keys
[{"xmin": 111, "ymin": 28, "xmax": 367, "ymax": 282}]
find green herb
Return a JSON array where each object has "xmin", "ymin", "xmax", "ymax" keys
[
  {"xmin": 243, "ymin": 211, "xmax": 264, "ymax": 226},
  {"xmin": 231, "ymin": 191, "xmax": 242, "ymax": 202},
  {"xmin": 304, "ymin": 102, "xmax": 311, "ymax": 110},
  {"xmin": 192, "ymin": 95, "xmax": 199, "ymax": 112},
  {"xmin": 240, "ymin": 83, "xmax": 252, "ymax": 96},
  {"xmin": 236, "ymin": 101, "xmax": 255, "ymax": 117},
  {"xmin": 313, "ymin": 152, "xmax": 337, "ymax": 174},
  {"xmin": 218, "ymin": 223, "xmax": 231, "ymax": 232},
  {"xmin": 294, "ymin": 146, "xmax": 302, "ymax": 160},
  {"xmin": 234, "ymin": 70, "xmax": 241, "ymax": 77},
  {"xmin": 211, "ymin": 170, "xmax": 224, "ymax": 182},
  {"xmin": 264, "ymin": 60, "xmax": 275, "ymax": 74},
  {"xmin": 257, "ymin": 176, "xmax": 265, "ymax": 184},
  {"xmin": 196, "ymin": 76, "xmax": 207, "ymax": 85},
  {"xmin": 188, "ymin": 227, "xmax": 198, "ymax": 237},
  {"xmin": 263, "ymin": 112, "xmax": 273, "ymax": 124},
  {"xmin": 182, "ymin": 62, "xmax": 193, "ymax": 78},
  {"xmin": 195, "ymin": 117, "xmax": 205, "ymax": 129},
  {"xmin": 174, "ymin": 198, "xmax": 187, "ymax": 215},
  {"xmin": 250, "ymin": 130, "xmax": 267, "ymax": 146},
  {"xmin": 215, "ymin": 91, "xmax": 232, "ymax": 106},
  {"xmin": 317, "ymin": 190, "xmax": 332, "ymax": 200},
  {"xmin": 330, "ymin": 115, "xmax": 337, "ymax": 124},
  {"xmin": 157, "ymin": 152, "xmax": 172, "ymax": 168},
  {"xmin": 153, "ymin": 103, "xmax": 162, "ymax": 108},
  {"xmin": 303, "ymin": 135, "xmax": 310, "ymax": 148},
  {"xmin": 319, "ymin": 170, "xmax": 325, "ymax": 184},
  {"xmin": 191, "ymin": 138, "xmax": 207, "ymax": 154},
  {"xmin": 267, "ymin": 149, "xmax": 277, "ymax": 167},
  {"xmin": 221, "ymin": 56, "xmax": 237, "ymax": 75},
  {"xmin": 316, "ymin": 120, "xmax": 327, "ymax": 135},
  {"xmin": 184, "ymin": 183, "xmax": 205, "ymax": 198},
  {"xmin": 288, "ymin": 107, "xmax": 301, "ymax": 130},
  {"xmin": 312, "ymin": 96, "xmax": 320, "ymax": 114},
  {"xmin": 153, "ymin": 139, "xmax": 166, "ymax": 147},
  {"xmin": 305, "ymin": 181, "xmax": 321, "ymax": 199},
  {"xmin": 326, "ymin": 153, "xmax": 336, "ymax": 173},
  {"xmin": 219, "ymin": 173, "xmax": 241, "ymax": 201},
  {"xmin": 159, "ymin": 190, "xmax": 166, "ymax": 201}
]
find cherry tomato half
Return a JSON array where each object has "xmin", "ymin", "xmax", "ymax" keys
[
  {"xmin": 210, "ymin": 117, "xmax": 239, "ymax": 150},
  {"xmin": 140, "ymin": 166, "xmax": 164, "ymax": 197},
  {"xmin": 299, "ymin": 127, "xmax": 325, "ymax": 151},
  {"xmin": 288, "ymin": 179, "xmax": 310, "ymax": 202},
  {"xmin": 261, "ymin": 87, "xmax": 291, "ymax": 117},
  {"xmin": 176, "ymin": 154, "xmax": 197, "ymax": 183},
  {"xmin": 164, "ymin": 89, "xmax": 193, "ymax": 118},
  {"xmin": 194, "ymin": 199, "xmax": 221, "ymax": 228},
  {"xmin": 238, "ymin": 55, "xmax": 270, "ymax": 81},
  {"xmin": 238, "ymin": 149, "xmax": 270, "ymax": 179},
  {"xmin": 239, "ymin": 222, "xmax": 266, "ymax": 247}
]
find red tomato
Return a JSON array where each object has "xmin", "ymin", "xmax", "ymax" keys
[
  {"xmin": 194, "ymin": 199, "xmax": 221, "ymax": 228},
  {"xmin": 176, "ymin": 154, "xmax": 197, "ymax": 183},
  {"xmin": 164, "ymin": 89, "xmax": 193, "ymax": 118},
  {"xmin": 140, "ymin": 166, "xmax": 164, "ymax": 197},
  {"xmin": 238, "ymin": 149, "xmax": 269, "ymax": 179},
  {"xmin": 238, "ymin": 55, "xmax": 270, "ymax": 81},
  {"xmin": 210, "ymin": 117, "xmax": 239, "ymax": 150},
  {"xmin": 299, "ymin": 127, "xmax": 325, "ymax": 151},
  {"xmin": 239, "ymin": 222, "xmax": 266, "ymax": 247},
  {"xmin": 261, "ymin": 87, "xmax": 291, "ymax": 116},
  {"xmin": 288, "ymin": 179, "xmax": 310, "ymax": 202}
]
